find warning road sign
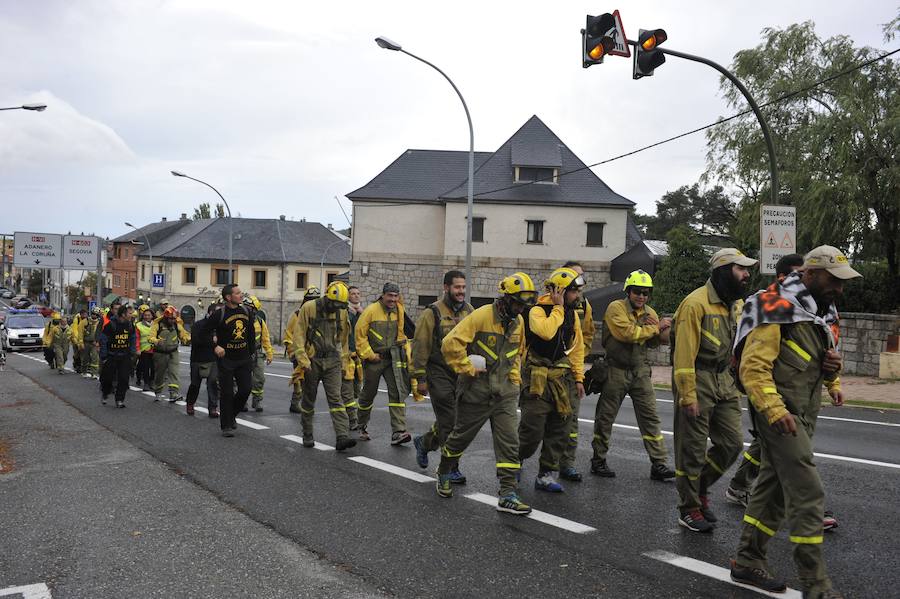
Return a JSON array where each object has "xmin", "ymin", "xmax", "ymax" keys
[
  {"xmin": 608, "ymin": 10, "xmax": 631, "ymax": 57},
  {"xmin": 760, "ymin": 205, "xmax": 797, "ymax": 275}
]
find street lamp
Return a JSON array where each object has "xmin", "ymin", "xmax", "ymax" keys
[
  {"xmin": 171, "ymin": 171, "xmax": 233, "ymax": 283},
  {"xmin": 0, "ymin": 103, "xmax": 47, "ymax": 112},
  {"xmin": 125, "ymin": 222, "xmax": 153, "ymax": 305},
  {"xmin": 374, "ymin": 36, "xmax": 476, "ymax": 303},
  {"xmin": 320, "ymin": 238, "xmax": 348, "ymax": 291}
]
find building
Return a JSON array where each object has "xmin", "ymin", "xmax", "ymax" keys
[
  {"xmin": 109, "ymin": 216, "xmax": 192, "ymax": 302},
  {"xmin": 346, "ymin": 115, "xmax": 638, "ymax": 314},
  {"xmin": 117, "ymin": 216, "xmax": 350, "ymax": 337}
]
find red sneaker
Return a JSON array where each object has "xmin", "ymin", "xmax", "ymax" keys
[{"xmin": 186, "ymin": 403, "xmax": 195, "ymax": 416}]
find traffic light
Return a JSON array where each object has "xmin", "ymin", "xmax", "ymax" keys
[
  {"xmin": 633, "ymin": 28, "xmax": 667, "ymax": 79},
  {"xmin": 582, "ymin": 13, "xmax": 616, "ymax": 68}
]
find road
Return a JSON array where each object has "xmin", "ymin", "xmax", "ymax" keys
[{"xmin": 3, "ymin": 346, "xmax": 899, "ymax": 598}]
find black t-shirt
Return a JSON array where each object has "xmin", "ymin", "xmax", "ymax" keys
[
  {"xmin": 203, "ymin": 304, "xmax": 255, "ymax": 366},
  {"xmin": 190, "ymin": 316, "xmax": 217, "ymax": 363}
]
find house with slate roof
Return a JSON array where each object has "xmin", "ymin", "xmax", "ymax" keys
[
  {"xmin": 346, "ymin": 115, "xmax": 639, "ymax": 310},
  {"xmin": 115, "ymin": 216, "xmax": 349, "ymax": 337}
]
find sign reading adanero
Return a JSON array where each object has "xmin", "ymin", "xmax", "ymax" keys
[
  {"xmin": 759, "ymin": 205, "xmax": 796, "ymax": 275},
  {"xmin": 13, "ymin": 232, "xmax": 62, "ymax": 268}
]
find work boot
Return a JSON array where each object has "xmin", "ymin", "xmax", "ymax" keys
[
  {"xmin": 448, "ymin": 468, "xmax": 467, "ymax": 485},
  {"xmin": 497, "ymin": 493, "xmax": 531, "ymax": 516},
  {"xmin": 252, "ymin": 397, "xmax": 263, "ymax": 412},
  {"xmin": 358, "ymin": 427, "xmax": 371, "ymax": 441},
  {"xmin": 302, "ymin": 434, "xmax": 315, "ymax": 448},
  {"xmin": 391, "ymin": 431, "xmax": 412, "ymax": 446},
  {"xmin": 650, "ymin": 462, "xmax": 676, "ymax": 481},
  {"xmin": 436, "ymin": 474, "xmax": 453, "ymax": 498},
  {"xmin": 413, "ymin": 435, "xmax": 429, "ymax": 469},
  {"xmin": 725, "ymin": 485, "xmax": 750, "ymax": 508},
  {"xmin": 699, "ymin": 495, "xmax": 718, "ymax": 523},
  {"xmin": 729, "ymin": 561, "xmax": 786, "ymax": 593},
  {"xmin": 115, "ymin": 400, "xmax": 125, "ymax": 409},
  {"xmin": 289, "ymin": 402, "xmax": 302, "ymax": 414},
  {"xmin": 186, "ymin": 402, "xmax": 195, "ymax": 416},
  {"xmin": 590, "ymin": 459, "xmax": 616, "ymax": 477},
  {"xmin": 678, "ymin": 510, "xmax": 714, "ymax": 533},
  {"xmin": 823, "ymin": 510, "xmax": 838, "ymax": 531},
  {"xmin": 534, "ymin": 471, "xmax": 564, "ymax": 493},
  {"xmin": 335, "ymin": 436, "xmax": 357, "ymax": 452},
  {"xmin": 559, "ymin": 466, "xmax": 583, "ymax": 482}
]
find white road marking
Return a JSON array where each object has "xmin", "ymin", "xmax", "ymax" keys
[
  {"xmin": 465, "ymin": 492, "xmax": 596, "ymax": 534},
  {"xmin": 347, "ymin": 456, "xmax": 435, "ymax": 483},
  {"xmin": 129, "ymin": 386, "xmax": 142, "ymax": 392},
  {"xmin": 280, "ymin": 434, "xmax": 334, "ymax": 451},
  {"xmin": 0, "ymin": 582, "xmax": 53, "ymax": 598},
  {"xmin": 235, "ymin": 418, "xmax": 268, "ymax": 430},
  {"xmin": 194, "ymin": 406, "xmax": 210, "ymax": 414},
  {"xmin": 643, "ymin": 550, "xmax": 802, "ymax": 598},
  {"xmin": 813, "ymin": 452, "xmax": 900, "ymax": 470}
]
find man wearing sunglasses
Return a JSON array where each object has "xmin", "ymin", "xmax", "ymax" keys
[{"xmin": 591, "ymin": 270, "xmax": 676, "ymax": 482}]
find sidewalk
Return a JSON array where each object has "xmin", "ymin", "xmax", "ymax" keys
[
  {"xmin": 650, "ymin": 365, "xmax": 900, "ymax": 407},
  {"xmin": 0, "ymin": 368, "xmax": 385, "ymax": 599}
]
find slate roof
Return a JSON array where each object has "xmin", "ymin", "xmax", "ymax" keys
[
  {"xmin": 346, "ymin": 115, "xmax": 634, "ymax": 209},
  {"xmin": 130, "ymin": 218, "xmax": 350, "ymax": 265},
  {"xmin": 111, "ymin": 219, "xmax": 192, "ymax": 246}
]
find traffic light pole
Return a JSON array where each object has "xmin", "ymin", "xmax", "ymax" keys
[{"xmin": 631, "ymin": 42, "xmax": 779, "ymax": 206}]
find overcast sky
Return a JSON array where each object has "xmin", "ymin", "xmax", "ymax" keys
[{"xmin": 1, "ymin": 0, "xmax": 895, "ymax": 240}]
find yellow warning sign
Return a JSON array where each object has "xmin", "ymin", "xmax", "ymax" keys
[{"xmin": 781, "ymin": 232, "xmax": 794, "ymax": 249}]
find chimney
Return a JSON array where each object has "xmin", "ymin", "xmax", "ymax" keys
[
  {"xmin": 327, "ymin": 223, "xmax": 333, "ymax": 230},
  {"xmin": 279, "ymin": 215, "xmax": 286, "ymax": 221},
  {"xmin": 161, "ymin": 217, "xmax": 167, "ymax": 222},
  {"xmin": 180, "ymin": 213, "xmax": 187, "ymax": 220}
]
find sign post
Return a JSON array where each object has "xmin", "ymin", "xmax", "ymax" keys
[{"xmin": 760, "ymin": 205, "xmax": 796, "ymax": 275}]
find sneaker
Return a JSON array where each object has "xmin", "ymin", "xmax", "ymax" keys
[
  {"xmin": 115, "ymin": 400, "xmax": 125, "ymax": 409},
  {"xmin": 101, "ymin": 394, "xmax": 108, "ymax": 405},
  {"xmin": 497, "ymin": 493, "xmax": 531, "ymax": 515},
  {"xmin": 535, "ymin": 471, "xmax": 564, "ymax": 493},
  {"xmin": 154, "ymin": 394, "xmax": 163, "ymax": 402},
  {"xmin": 222, "ymin": 428, "xmax": 235, "ymax": 438},
  {"xmin": 186, "ymin": 403, "xmax": 195, "ymax": 416},
  {"xmin": 823, "ymin": 511, "xmax": 838, "ymax": 531},
  {"xmin": 730, "ymin": 560, "xmax": 787, "ymax": 593},
  {"xmin": 725, "ymin": 485, "xmax": 750, "ymax": 508},
  {"xmin": 335, "ymin": 436, "xmax": 357, "ymax": 452},
  {"xmin": 302, "ymin": 435, "xmax": 315, "ymax": 448},
  {"xmin": 678, "ymin": 510, "xmax": 714, "ymax": 533},
  {"xmin": 590, "ymin": 459, "xmax": 616, "ymax": 477},
  {"xmin": 391, "ymin": 431, "xmax": 412, "ymax": 446},
  {"xmin": 208, "ymin": 409, "xmax": 220, "ymax": 418},
  {"xmin": 699, "ymin": 495, "xmax": 718, "ymax": 523},
  {"xmin": 358, "ymin": 427, "xmax": 371, "ymax": 441},
  {"xmin": 413, "ymin": 435, "xmax": 429, "ymax": 469},
  {"xmin": 448, "ymin": 468, "xmax": 467, "ymax": 485},
  {"xmin": 650, "ymin": 462, "xmax": 676, "ymax": 481},
  {"xmin": 560, "ymin": 466, "xmax": 583, "ymax": 482},
  {"xmin": 252, "ymin": 397, "xmax": 263, "ymax": 412},
  {"xmin": 436, "ymin": 474, "xmax": 453, "ymax": 498}
]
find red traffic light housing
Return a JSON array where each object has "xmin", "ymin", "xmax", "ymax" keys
[
  {"xmin": 582, "ymin": 13, "xmax": 616, "ymax": 68},
  {"xmin": 633, "ymin": 28, "xmax": 667, "ymax": 79}
]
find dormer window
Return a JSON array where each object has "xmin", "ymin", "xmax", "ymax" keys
[{"xmin": 515, "ymin": 166, "xmax": 558, "ymax": 184}]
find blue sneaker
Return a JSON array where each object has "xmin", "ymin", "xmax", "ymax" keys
[
  {"xmin": 497, "ymin": 493, "xmax": 531, "ymax": 515},
  {"xmin": 436, "ymin": 474, "xmax": 453, "ymax": 498},
  {"xmin": 534, "ymin": 471, "xmax": 564, "ymax": 493},
  {"xmin": 413, "ymin": 435, "xmax": 428, "ymax": 469},
  {"xmin": 448, "ymin": 468, "xmax": 467, "ymax": 485},
  {"xmin": 560, "ymin": 466, "xmax": 583, "ymax": 482}
]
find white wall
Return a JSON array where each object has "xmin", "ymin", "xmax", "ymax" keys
[{"xmin": 352, "ymin": 202, "xmax": 445, "ymax": 257}]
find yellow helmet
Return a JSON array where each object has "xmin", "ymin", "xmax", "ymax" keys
[
  {"xmin": 248, "ymin": 295, "xmax": 262, "ymax": 310},
  {"xmin": 623, "ymin": 269, "xmax": 653, "ymax": 291},
  {"xmin": 51, "ymin": 311, "xmax": 61, "ymax": 320},
  {"xmin": 544, "ymin": 267, "xmax": 584, "ymax": 291},
  {"xmin": 138, "ymin": 304, "xmax": 150, "ymax": 313},
  {"xmin": 304, "ymin": 287, "xmax": 321, "ymax": 300},
  {"xmin": 498, "ymin": 272, "xmax": 537, "ymax": 305},
  {"xmin": 325, "ymin": 281, "xmax": 349, "ymax": 304}
]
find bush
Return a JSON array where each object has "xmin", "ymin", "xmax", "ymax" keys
[
  {"xmin": 653, "ymin": 226, "xmax": 711, "ymax": 314},
  {"xmin": 838, "ymin": 261, "xmax": 899, "ymax": 314}
]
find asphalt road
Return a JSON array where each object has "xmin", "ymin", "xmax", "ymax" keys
[{"xmin": 4, "ymin": 347, "xmax": 900, "ymax": 598}]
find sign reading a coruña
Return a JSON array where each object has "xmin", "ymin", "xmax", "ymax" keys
[
  {"xmin": 62, "ymin": 235, "xmax": 101, "ymax": 269},
  {"xmin": 14, "ymin": 232, "xmax": 62, "ymax": 268}
]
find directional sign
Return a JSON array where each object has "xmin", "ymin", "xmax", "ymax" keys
[
  {"xmin": 88, "ymin": 300, "xmax": 97, "ymax": 312},
  {"xmin": 607, "ymin": 9, "xmax": 631, "ymax": 57},
  {"xmin": 760, "ymin": 205, "xmax": 797, "ymax": 275},
  {"xmin": 62, "ymin": 235, "xmax": 101, "ymax": 269},
  {"xmin": 13, "ymin": 232, "xmax": 62, "ymax": 268},
  {"xmin": 152, "ymin": 273, "xmax": 165, "ymax": 288}
]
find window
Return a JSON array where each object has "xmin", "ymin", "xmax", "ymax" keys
[
  {"xmin": 526, "ymin": 220, "xmax": 544, "ymax": 244},
  {"xmin": 214, "ymin": 268, "xmax": 234, "ymax": 285},
  {"xmin": 183, "ymin": 267, "xmax": 196, "ymax": 285},
  {"xmin": 586, "ymin": 222, "xmax": 605, "ymax": 247},
  {"xmin": 141, "ymin": 264, "xmax": 145, "ymax": 281},
  {"xmin": 295, "ymin": 271, "xmax": 308, "ymax": 290},
  {"xmin": 472, "ymin": 217, "xmax": 485, "ymax": 243},
  {"xmin": 253, "ymin": 269, "xmax": 267, "ymax": 288},
  {"xmin": 113, "ymin": 273, "xmax": 121, "ymax": 287},
  {"xmin": 417, "ymin": 295, "xmax": 438, "ymax": 307},
  {"xmin": 326, "ymin": 272, "xmax": 339, "ymax": 285},
  {"xmin": 115, "ymin": 246, "xmax": 121, "ymax": 259},
  {"xmin": 516, "ymin": 167, "xmax": 557, "ymax": 184}
]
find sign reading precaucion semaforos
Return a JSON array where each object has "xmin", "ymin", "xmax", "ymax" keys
[{"xmin": 759, "ymin": 205, "xmax": 797, "ymax": 275}]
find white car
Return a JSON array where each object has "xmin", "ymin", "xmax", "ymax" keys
[{"xmin": 3, "ymin": 309, "xmax": 47, "ymax": 352}]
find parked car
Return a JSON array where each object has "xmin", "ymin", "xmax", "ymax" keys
[
  {"xmin": 14, "ymin": 298, "xmax": 32, "ymax": 309},
  {"xmin": 2, "ymin": 309, "xmax": 46, "ymax": 352},
  {"xmin": 0, "ymin": 288, "xmax": 14, "ymax": 299}
]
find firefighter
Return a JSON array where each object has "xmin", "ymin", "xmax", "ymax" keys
[
  {"xmin": 245, "ymin": 295, "xmax": 273, "ymax": 412},
  {"xmin": 730, "ymin": 246, "xmax": 859, "ymax": 599},
  {"xmin": 78, "ymin": 306, "xmax": 103, "ymax": 379},
  {"xmin": 284, "ymin": 287, "xmax": 321, "ymax": 414},
  {"xmin": 590, "ymin": 270, "xmax": 676, "ymax": 481},
  {"xmin": 435, "ymin": 272, "xmax": 535, "ymax": 515},
  {"xmin": 149, "ymin": 306, "xmax": 190, "ymax": 401}
]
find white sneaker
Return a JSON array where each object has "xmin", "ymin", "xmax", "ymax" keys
[
  {"xmin": 725, "ymin": 485, "xmax": 749, "ymax": 507},
  {"xmin": 82, "ymin": 373, "xmax": 92, "ymax": 378}
]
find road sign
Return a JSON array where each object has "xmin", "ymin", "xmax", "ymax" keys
[
  {"xmin": 62, "ymin": 235, "xmax": 101, "ymax": 269},
  {"xmin": 88, "ymin": 300, "xmax": 97, "ymax": 312},
  {"xmin": 760, "ymin": 205, "xmax": 796, "ymax": 275},
  {"xmin": 152, "ymin": 273, "xmax": 165, "ymax": 288},
  {"xmin": 608, "ymin": 10, "xmax": 631, "ymax": 57},
  {"xmin": 13, "ymin": 232, "xmax": 62, "ymax": 268}
]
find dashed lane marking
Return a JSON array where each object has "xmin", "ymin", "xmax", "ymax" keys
[
  {"xmin": 643, "ymin": 550, "xmax": 802, "ymax": 598},
  {"xmin": 465, "ymin": 492, "xmax": 597, "ymax": 534},
  {"xmin": 0, "ymin": 582, "xmax": 53, "ymax": 598},
  {"xmin": 347, "ymin": 456, "xmax": 435, "ymax": 483},
  {"xmin": 281, "ymin": 434, "xmax": 334, "ymax": 451},
  {"xmin": 235, "ymin": 418, "xmax": 269, "ymax": 430}
]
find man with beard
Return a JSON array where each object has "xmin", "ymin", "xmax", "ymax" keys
[
  {"xmin": 729, "ymin": 246, "xmax": 858, "ymax": 599},
  {"xmin": 672, "ymin": 248, "xmax": 757, "ymax": 533},
  {"xmin": 412, "ymin": 270, "xmax": 473, "ymax": 478}
]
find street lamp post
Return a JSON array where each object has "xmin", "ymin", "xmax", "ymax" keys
[
  {"xmin": 0, "ymin": 103, "xmax": 47, "ymax": 112},
  {"xmin": 171, "ymin": 171, "xmax": 233, "ymax": 283},
  {"xmin": 125, "ymin": 222, "xmax": 153, "ymax": 306},
  {"xmin": 319, "ymin": 239, "xmax": 348, "ymax": 291},
  {"xmin": 375, "ymin": 36, "xmax": 475, "ymax": 303}
]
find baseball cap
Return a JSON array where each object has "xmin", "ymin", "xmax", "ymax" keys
[
  {"xmin": 802, "ymin": 245, "xmax": 862, "ymax": 280},
  {"xmin": 709, "ymin": 248, "xmax": 758, "ymax": 269}
]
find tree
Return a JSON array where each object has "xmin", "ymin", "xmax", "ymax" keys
[
  {"xmin": 27, "ymin": 272, "xmax": 43, "ymax": 298},
  {"xmin": 705, "ymin": 18, "xmax": 900, "ymax": 300},
  {"xmin": 635, "ymin": 183, "xmax": 736, "ymax": 240},
  {"xmin": 193, "ymin": 203, "xmax": 226, "ymax": 219},
  {"xmin": 652, "ymin": 226, "xmax": 711, "ymax": 314},
  {"xmin": 66, "ymin": 272, "xmax": 99, "ymax": 308}
]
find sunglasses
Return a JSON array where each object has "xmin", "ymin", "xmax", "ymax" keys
[{"xmin": 630, "ymin": 289, "xmax": 651, "ymax": 297}]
